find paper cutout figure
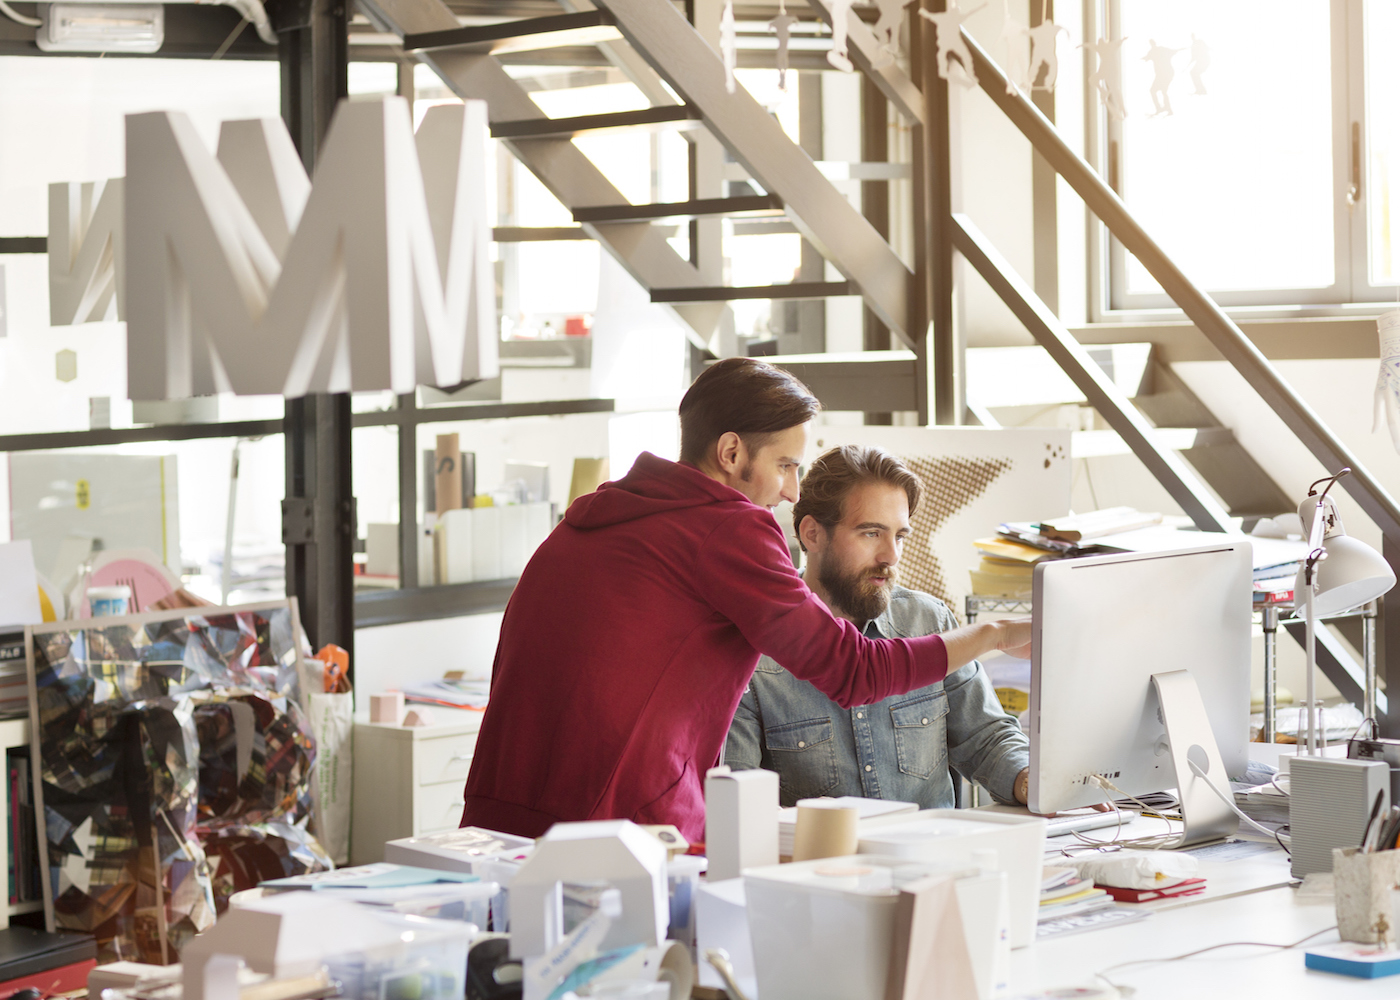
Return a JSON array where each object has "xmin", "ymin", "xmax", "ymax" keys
[
  {"xmin": 770, "ymin": 3, "xmax": 798, "ymax": 90},
  {"xmin": 870, "ymin": 0, "xmax": 910, "ymax": 70},
  {"xmin": 721, "ymin": 0, "xmax": 738, "ymax": 93},
  {"xmin": 1000, "ymin": 0, "xmax": 1031, "ymax": 94},
  {"xmin": 1028, "ymin": 18, "xmax": 1069, "ymax": 91},
  {"xmin": 1083, "ymin": 36, "xmax": 1128, "ymax": 119},
  {"xmin": 1144, "ymin": 39, "xmax": 1184, "ymax": 116},
  {"xmin": 1188, "ymin": 33, "xmax": 1210, "ymax": 95},
  {"xmin": 1373, "ymin": 310, "xmax": 1400, "ymax": 454},
  {"xmin": 918, "ymin": 2, "xmax": 986, "ymax": 88},
  {"xmin": 827, "ymin": 0, "xmax": 855, "ymax": 72}
]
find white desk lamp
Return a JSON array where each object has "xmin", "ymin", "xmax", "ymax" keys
[{"xmin": 1296, "ymin": 468, "xmax": 1397, "ymax": 755}]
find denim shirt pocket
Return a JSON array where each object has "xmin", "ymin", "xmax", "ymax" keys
[
  {"xmin": 890, "ymin": 691, "xmax": 948, "ymax": 779},
  {"xmin": 765, "ymin": 717, "xmax": 838, "ymax": 800}
]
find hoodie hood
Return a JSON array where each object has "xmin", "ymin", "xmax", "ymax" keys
[{"xmin": 564, "ymin": 452, "xmax": 752, "ymax": 529}]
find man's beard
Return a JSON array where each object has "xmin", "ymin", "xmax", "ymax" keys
[{"xmin": 817, "ymin": 557, "xmax": 897, "ymax": 624}]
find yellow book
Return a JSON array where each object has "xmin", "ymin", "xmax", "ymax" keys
[
  {"xmin": 969, "ymin": 570, "xmax": 1033, "ymax": 599},
  {"xmin": 973, "ymin": 536, "xmax": 1054, "ymax": 564}
]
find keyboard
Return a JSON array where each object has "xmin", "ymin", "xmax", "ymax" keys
[{"xmin": 978, "ymin": 803, "xmax": 1138, "ymax": 838}]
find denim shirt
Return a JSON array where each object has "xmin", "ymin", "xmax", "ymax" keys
[{"xmin": 724, "ymin": 585, "xmax": 1029, "ymax": 808}]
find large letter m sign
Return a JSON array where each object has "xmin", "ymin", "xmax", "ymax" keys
[{"xmin": 51, "ymin": 96, "xmax": 497, "ymax": 400}]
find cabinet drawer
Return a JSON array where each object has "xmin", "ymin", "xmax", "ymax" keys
[
  {"xmin": 416, "ymin": 778, "xmax": 469, "ymax": 835},
  {"xmin": 414, "ymin": 733, "xmax": 480, "ymax": 786}
]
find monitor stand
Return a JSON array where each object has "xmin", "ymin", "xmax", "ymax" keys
[{"xmin": 1151, "ymin": 670, "xmax": 1239, "ymax": 848}]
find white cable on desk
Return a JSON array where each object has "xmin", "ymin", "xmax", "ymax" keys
[{"xmin": 1093, "ymin": 926, "xmax": 1337, "ymax": 997}]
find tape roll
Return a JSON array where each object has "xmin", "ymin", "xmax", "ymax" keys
[{"xmin": 791, "ymin": 799, "xmax": 859, "ymax": 862}]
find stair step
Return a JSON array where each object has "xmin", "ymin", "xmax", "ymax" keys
[
  {"xmin": 492, "ymin": 105, "xmax": 701, "ymax": 140},
  {"xmin": 403, "ymin": 10, "xmax": 617, "ymax": 53},
  {"xmin": 0, "ymin": 237, "xmax": 45, "ymax": 253},
  {"xmin": 1072, "ymin": 426, "xmax": 1234, "ymax": 459},
  {"xmin": 574, "ymin": 195, "xmax": 782, "ymax": 224},
  {"xmin": 650, "ymin": 281, "xmax": 853, "ymax": 303},
  {"xmin": 491, "ymin": 227, "xmax": 591, "ymax": 243}
]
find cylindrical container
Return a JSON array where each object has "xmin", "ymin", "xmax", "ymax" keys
[
  {"xmin": 1333, "ymin": 846, "xmax": 1400, "ymax": 943},
  {"xmin": 87, "ymin": 585, "xmax": 131, "ymax": 617},
  {"xmin": 791, "ymin": 798, "xmax": 859, "ymax": 862}
]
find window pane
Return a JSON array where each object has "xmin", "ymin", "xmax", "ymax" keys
[
  {"xmin": 1118, "ymin": 1, "xmax": 1334, "ymax": 295},
  {"xmin": 1366, "ymin": 0, "xmax": 1400, "ymax": 286}
]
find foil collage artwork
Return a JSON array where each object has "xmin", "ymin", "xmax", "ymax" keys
[{"xmin": 30, "ymin": 602, "xmax": 332, "ymax": 963}]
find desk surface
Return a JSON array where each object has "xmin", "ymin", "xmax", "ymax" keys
[{"xmin": 1013, "ymin": 819, "xmax": 1370, "ymax": 997}]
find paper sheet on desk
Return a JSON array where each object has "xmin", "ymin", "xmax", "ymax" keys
[{"xmin": 1182, "ymin": 839, "xmax": 1279, "ymax": 862}]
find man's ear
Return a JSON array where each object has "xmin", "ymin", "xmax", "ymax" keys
[
  {"xmin": 798, "ymin": 514, "xmax": 824, "ymax": 553},
  {"xmin": 714, "ymin": 431, "xmax": 745, "ymax": 475}
]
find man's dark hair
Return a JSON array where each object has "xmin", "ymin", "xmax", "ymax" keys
[
  {"xmin": 678, "ymin": 357, "xmax": 821, "ymax": 465},
  {"xmin": 791, "ymin": 445, "xmax": 923, "ymax": 551}
]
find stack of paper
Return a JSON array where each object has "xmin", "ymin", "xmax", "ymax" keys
[
  {"xmin": 402, "ymin": 677, "xmax": 490, "ymax": 709},
  {"xmin": 1038, "ymin": 866, "xmax": 1113, "ymax": 922},
  {"xmin": 777, "ymin": 797, "xmax": 918, "ymax": 858}
]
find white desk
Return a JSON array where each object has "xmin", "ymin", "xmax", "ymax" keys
[{"xmin": 1011, "ymin": 821, "xmax": 1377, "ymax": 997}]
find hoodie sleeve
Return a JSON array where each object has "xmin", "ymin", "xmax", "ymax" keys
[{"xmin": 694, "ymin": 506, "xmax": 948, "ymax": 708}]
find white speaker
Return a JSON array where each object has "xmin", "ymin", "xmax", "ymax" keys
[{"xmin": 1290, "ymin": 756, "xmax": 1390, "ymax": 878}]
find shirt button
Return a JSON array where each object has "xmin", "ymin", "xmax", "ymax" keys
[
  {"xmin": 798, "ymin": 741, "xmax": 806, "ymax": 748},
  {"xmin": 922, "ymin": 717, "xmax": 930, "ymax": 725},
  {"xmin": 857, "ymin": 712, "xmax": 864, "ymax": 719},
  {"xmin": 865, "ymin": 764, "xmax": 873, "ymax": 772}
]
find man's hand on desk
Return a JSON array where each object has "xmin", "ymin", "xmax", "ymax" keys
[
  {"xmin": 942, "ymin": 618, "xmax": 1033, "ymax": 669},
  {"xmin": 1016, "ymin": 767, "xmax": 1113, "ymax": 813}
]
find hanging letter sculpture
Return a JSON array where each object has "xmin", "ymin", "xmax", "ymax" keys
[
  {"xmin": 918, "ymin": 1, "xmax": 986, "ymax": 88},
  {"xmin": 770, "ymin": 2, "xmax": 798, "ymax": 90}
]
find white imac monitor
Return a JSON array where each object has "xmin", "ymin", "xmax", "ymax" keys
[{"xmin": 1028, "ymin": 542, "xmax": 1252, "ymax": 820}]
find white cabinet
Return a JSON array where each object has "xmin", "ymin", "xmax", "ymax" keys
[{"xmin": 349, "ymin": 707, "xmax": 485, "ymax": 866}]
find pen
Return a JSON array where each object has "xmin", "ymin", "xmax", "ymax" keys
[
  {"xmin": 1361, "ymin": 790, "xmax": 1386, "ymax": 853},
  {"xmin": 1378, "ymin": 806, "xmax": 1400, "ymax": 853}
]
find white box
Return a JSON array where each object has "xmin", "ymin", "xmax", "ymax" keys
[
  {"xmin": 695, "ymin": 878, "xmax": 756, "ymax": 998},
  {"xmin": 498, "ymin": 504, "xmax": 529, "ymax": 578},
  {"xmin": 365, "ymin": 523, "xmax": 399, "ymax": 577},
  {"xmin": 744, "ymin": 854, "xmax": 985, "ymax": 1000},
  {"xmin": 858, "ymin": 808, "xmax": 1046, "ymax": 949},
  {"xmin": 383, "ymin": 826, "xmax": 534, "ymax": 876},
  {"xmin": 471, "ymin": 505, "xmax": 502, "ymax": 580},
  {"xmin": 704, "ymin": 766, "xmax": 778, "ymax": 882},
  {"xmin": 438, "ymin": 508, "xmax": 474, "ymax": 584},
  {"xmin": 526, "ymin": 501, "xmax": 554, "ymax": 552}
]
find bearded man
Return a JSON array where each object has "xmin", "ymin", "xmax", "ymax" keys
[{"xmin": 725, "ymin": 445, "xmax": 1032, "ymax": 808}]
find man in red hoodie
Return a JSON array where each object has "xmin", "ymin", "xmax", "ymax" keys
[{"xmin": 460, "ymin": 358, "xmax": 1031, "ymax": 842}]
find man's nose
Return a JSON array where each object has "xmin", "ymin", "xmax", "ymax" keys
[{"xmin": 782, "ymin": 471, "xmax": 800, "ymax": 504}]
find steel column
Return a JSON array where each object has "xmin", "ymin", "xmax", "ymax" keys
[
  {"xmin": 919, "ymin": 0, "xmax": 956, "ymax": 425},
  {"xmin": 397, "ymin": 393, "xmax": 420, "ymax": 592},
  {"xmin": 279, "ymin": 0, "xmax": 354, "ymax": 668}
]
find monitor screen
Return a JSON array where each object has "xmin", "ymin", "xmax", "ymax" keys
[{"xmin": 1029, "ymin": 543, "xmax": 1252, "ymax": 814}]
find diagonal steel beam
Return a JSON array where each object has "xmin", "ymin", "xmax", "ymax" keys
[
  {"xmin": 1283, "ymin": 618, "xmax": 1389, "ymax": 718},
  {"xmin": 961, "ymin": 28, "xmax": 1400, "ymax": 544},
  {"xmin": 354, "ymin": 0, "xmax": 724, "ymax": 349},
  {"xmin": 595, "ymin": 0, "xmax": 913, "ymax": 345},
  {"xmin": 953, "ymin": 213, "xmax": 1233, "ymax": 533}
]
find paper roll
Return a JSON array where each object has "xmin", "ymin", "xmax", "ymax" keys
[
  {"xmin": 791, "ymin": 799, "xmax": 859, "ymax": 862},
  {"xmin": 590, "ymin": 940, "xmax": 694, "ymax": 1000}
]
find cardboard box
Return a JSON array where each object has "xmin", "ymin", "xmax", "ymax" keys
[{"xmin": 704, "ymin": 766, "xmax": 779, "ymax": 881}]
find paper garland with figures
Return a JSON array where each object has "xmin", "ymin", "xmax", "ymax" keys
[
  {"xmin": 1374, "ymin": 311, "xmax": 1400, "ymax": 454},
  {"xmin": 721, "ymin": 0, "xmax": 738, "ymax": 93},
  {"xmin": 770, "ymin": 2, "xmax": 799, "ymax": 90},
  {"xmin": 918, "ymin": 2, "xmax": 985, "ymax": 88}
]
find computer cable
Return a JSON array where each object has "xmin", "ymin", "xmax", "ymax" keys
[
  {"xmin": 1185, "ymin": 758, "xmax": 1290, "ymax": 843},
  {"xmin": 1091, "ymin": 925, "xmax": 1337, "ymax": 997}
]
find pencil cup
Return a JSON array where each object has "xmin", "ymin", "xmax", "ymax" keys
[{"xmin": 1333, "ymin": 847, "xmax": 1400, "ymax": 943}]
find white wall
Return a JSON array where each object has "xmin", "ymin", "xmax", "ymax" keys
[{"xmin": 354, "ymin": 612, "xmax": 504, "ymax": 710}]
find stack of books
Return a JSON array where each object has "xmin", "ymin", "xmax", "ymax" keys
[
  {"xmin": 1253, "ymin": 560, "xmax": 1301, "ymax": 607},
  {"xmin": 968, "ymin": 537, "xmax": 1059, "ymax": 599},
  {"xmin": 1038, "ymin": 866, "xmax": 1113, "ymax": 923}
]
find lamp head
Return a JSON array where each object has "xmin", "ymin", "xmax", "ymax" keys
[{"xmin": 1295, "ymin": 470, "xmax": 1396, "ymax": 615}]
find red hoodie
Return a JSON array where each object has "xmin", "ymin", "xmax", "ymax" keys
[{"xmin": 459, "ymin": 452, "xmax": 950, "ymax": 842}]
